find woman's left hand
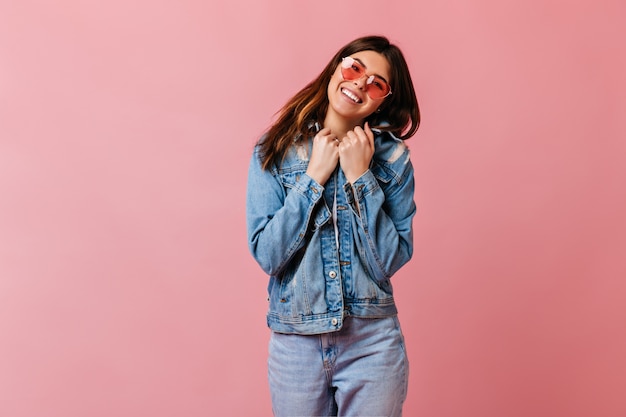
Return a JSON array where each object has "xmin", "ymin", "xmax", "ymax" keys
[{"xmin": 338, "ymin": 122, "xmax": 375, "ymax": 184}]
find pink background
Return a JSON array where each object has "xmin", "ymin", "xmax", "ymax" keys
[{"xmin": 1, "ymin": 1, "xmax": 625, "ymax": 416}]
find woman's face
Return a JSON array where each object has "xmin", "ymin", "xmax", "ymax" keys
[{"xmin": 326, "ymin": 50, "xmax": 391, "ymax": 125}]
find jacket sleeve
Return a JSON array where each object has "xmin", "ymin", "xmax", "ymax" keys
[
  {"xmin": 246, "ymin": 147, "xmax": 328, "ymax": 277},
  {"xmin": 344, "ymin": 140, "xmax": 416, "ymax": 282}
]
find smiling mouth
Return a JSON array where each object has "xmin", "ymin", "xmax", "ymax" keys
[{"xmin": 341, "ymin": 88, "xmax": 362, "ymax": 103}]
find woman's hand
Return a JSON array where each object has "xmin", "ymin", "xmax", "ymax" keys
[
  {"xmin": 338, "ymin": 122, "xmax": 375, "ymax": 184},
  {"xmin": 306, "ymin": 127, "xmax": 339, "ymax": 186}
]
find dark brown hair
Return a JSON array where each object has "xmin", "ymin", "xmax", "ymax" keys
[{"xmin": 258, "ymin": 35, "xmax": 420, "ymax": 170}]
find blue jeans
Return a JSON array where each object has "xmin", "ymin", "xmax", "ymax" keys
[{"xmin": 268, "ymin": 316, "xmax": 409, "ymax": 417}]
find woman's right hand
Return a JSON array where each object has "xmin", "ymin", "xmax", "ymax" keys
[{"xmin": 306, "ymin": 127, "xmax": 339, "ymax": 186}]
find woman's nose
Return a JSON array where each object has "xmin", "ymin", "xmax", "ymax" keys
[{"xmin": 353, "ymin": 75, "xmax": 367, "ymax": 89}]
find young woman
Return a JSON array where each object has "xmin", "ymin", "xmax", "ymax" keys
[{"xmin": 246, "ymin": 35, "xmax": 420, "ymax": 417}]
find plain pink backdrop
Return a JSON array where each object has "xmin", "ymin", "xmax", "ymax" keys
[{"xmin": 1, "ymin": 1, "xmax": 625, "ymax": 416}]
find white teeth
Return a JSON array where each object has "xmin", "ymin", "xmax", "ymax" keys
[{"xmin": 341, "ymin": 88, "xmax": 360, "ymax": 103}]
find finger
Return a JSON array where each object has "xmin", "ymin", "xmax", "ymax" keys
[
  {"xmin": 351, "ymin": 125, "xmax": 364, "ymax": 140},
  {"xmin": 318, "ymin": 127, "xmax": 331, "ymax": 136},
  {"xmin": 345, "ymin": 130, "xmax": 359, "ymax": 144},
  {"xmin": 324, "ymin": 132, "xmax": 340, "ymax": 144},
  {"xmin": 364, "ymin": 122, "xmax": 375, "ymax": 149},
  {"xmin": 314, "ymin": 128, "xmax": 332, "ymax": 142},
  {"xmin": 353, "ymin": 125, "xmax": 372, "ymax": 144}
]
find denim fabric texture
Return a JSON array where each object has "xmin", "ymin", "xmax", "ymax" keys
[
  {"xmin": 247, "ymin": 129, "xmax": 416, "ymax": 335},
  {"xmin": 268, "ymin": 316, "xmax": 409, "ymax": 417}
]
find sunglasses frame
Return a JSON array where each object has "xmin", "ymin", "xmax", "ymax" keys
[{"xmin": 340, "ymin": 56, "xmax": 392, "ymax": 99}]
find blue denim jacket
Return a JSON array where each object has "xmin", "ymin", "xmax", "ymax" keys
[{"xmin": 246, "ymin": 129, "xmax": 416, "ymax": 335}]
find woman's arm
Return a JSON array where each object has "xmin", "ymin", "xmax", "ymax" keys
[
  {"xmin": 246, "ymin": 148, "xmax": 328, "ymax": 277},
  {"xmin": 346, "ymin": 142, "xmax": 416, "ymax": 282}
]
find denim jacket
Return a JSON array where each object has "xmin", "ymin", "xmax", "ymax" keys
[{"xmin": 246, "ymin": 129, "xmax": 416, "ymax": 335}]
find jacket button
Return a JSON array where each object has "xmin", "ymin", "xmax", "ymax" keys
[
  {"xmin": 328, "ymin": 271, "xmax": 337, "ymax": 279},
  {"xmin": 331, "ymin": 318, "xmax": 338, "ymax": 326}
]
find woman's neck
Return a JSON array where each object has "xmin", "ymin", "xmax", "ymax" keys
[{"xmin": 323, "ymin": 113, "xmax": 363, "ymax": 139}]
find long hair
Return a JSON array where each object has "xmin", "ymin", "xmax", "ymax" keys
[{"xmin": 258, "ymin": 35, "xmax": 420, "ymax": 170}]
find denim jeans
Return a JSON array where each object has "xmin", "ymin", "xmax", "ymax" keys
[{"xmin": 268, "ymin": 316, "xmax": 409, "ymax": 417}]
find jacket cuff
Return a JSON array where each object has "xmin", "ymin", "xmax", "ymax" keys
[
  {"xmin": 343, "ymin": 169, "xmax": 378, "ymax": 216},
  {"xmin": 294, "ymin": 173, "xmax": 325, "ymax": 203},
  {"xmin": 344, "ymin": 170, "xmax": 378, "ymax": 200}
]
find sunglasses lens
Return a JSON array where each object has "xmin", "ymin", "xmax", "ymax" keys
[
  {"xmin": 340, "ymin": 57, "xmax": 390, "ymax": 99},
  {"xmin": 365, "ymin": 76, "xmax": 390, "ymax": 99},
  {"xmin": 341, "ymin": 58, "xmax": 364, "ymax": 81}
]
